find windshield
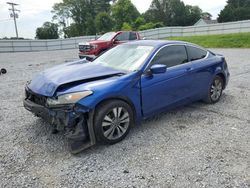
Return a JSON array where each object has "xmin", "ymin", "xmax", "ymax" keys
[
  {"xmin": 92, "ymin": 44, "xmax": 154, "ymax": 72},
  {"xmin": 98, "ymin": 32, "xmax": 116, "ymax": 41}
]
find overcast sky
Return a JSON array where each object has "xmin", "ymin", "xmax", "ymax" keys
[{"xmin": 0, "ymin": 0, "xmax": 227, "ymax": 39}]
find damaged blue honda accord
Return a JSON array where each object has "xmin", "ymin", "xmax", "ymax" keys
[{"xmin": 23, "ymin": 40, "xmax": 230, "ymax": 153}]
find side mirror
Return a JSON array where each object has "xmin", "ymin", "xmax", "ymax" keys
[
  {"xmin": 150, "ymin": 64, "xmax": 167, "ymax": 74},
  {"xmin": 113, "ymin": 38, "xmax": 119, "ymax": 43}
]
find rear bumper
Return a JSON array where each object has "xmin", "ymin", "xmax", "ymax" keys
[{"xmin": 23, "ymin": 98, "xmax": 96, "ymax": 154}]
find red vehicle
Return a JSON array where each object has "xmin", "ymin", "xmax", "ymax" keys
[{"xmin": 78, "ymin": 31, "xmax": 141, "ymax": 60}]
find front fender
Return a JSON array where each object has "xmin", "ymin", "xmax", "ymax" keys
[
  {"xmin": 77, "ymin": 83, "xmax": 142, "ymax": 124},
  {"xmin": 214, "ymin": 66, "xmax": 223, "ymax": 75}
]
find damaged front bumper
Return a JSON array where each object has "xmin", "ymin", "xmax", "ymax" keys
[{"xmin": 23, "ymin": 98, "xmax": 96, "ymax": 154}]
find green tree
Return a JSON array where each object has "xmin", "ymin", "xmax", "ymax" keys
[
  {"xmin": 52, "ymin": 2, "xmax": 70, "ymax": 28},
  {"xmin": 201, "ymin": 12, "xmax": 212, "ymax": 20},
  {"xmin": 185, "ymin": 5, "xmax": 203, "ymax": 25},
  {"xmin": 35, "ymin": 22, "xmax": 59, "ymax": 39},
  {"xmin": 63, "ymin": 23, "xmax": 82, "ymax": 38},
  {"xmin": 168, "ymin": 0, "xmax": 187, "ymax": 26},
  {"xmin": 143, "ymin": 0, "xmax": 170, "ymax": 26},
  {"xmin": 133, "ymin": 16, "xmax": 146, "ymax": 30},
  {"xmin": 144, "ymin": 0, "xmax": 202, "ymax": 26},
  {"xmin": 121, "ymin": 22, "xmax": 132, "ymax": 30},
  {"xmin": 138, "ymin": 22, "xmax": 164, "ymax": 30},
  {"xmin": 111, "ymin": 0, "xmax": 140, "ymax": 30},
  {"xmin": 95, "ymin": 12, "xmax": 113, "ymax": 34},
  {"xmin": 218, "ymin": 0, "xmax": 250, "ymax": 22},
  {"xmin": 52, "ymin": 0, "xmax": 112, "ymax": 37}
]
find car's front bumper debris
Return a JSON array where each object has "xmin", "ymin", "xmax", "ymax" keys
[{"xmin": 23, "ymin": 97, "xmax": 96, "ymax": 154}]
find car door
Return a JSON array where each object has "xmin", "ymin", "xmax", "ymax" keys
[
  {"xmin": 113, "ymin": 32, "xmax": 130, "ymax": 46},
  {"xmin": 141, "ymin": 45, "xmax": 196, "ymax": 117},
  {"xmin": 186, "ymin": 45, "xmax": 210, "ymax": 98}
]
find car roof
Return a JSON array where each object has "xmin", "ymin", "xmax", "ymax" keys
[
  {"xmin": 117, "ymin": 31, "xmax": 137, "ymax": 33},
  {"xmin": 124, "ymin": 40, "xmax": 200, "ymax": 49}
]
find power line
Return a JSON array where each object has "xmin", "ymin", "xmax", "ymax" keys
[{"xmin": 6, "ymin": 2, "xmax": 20, "ymax": 38}]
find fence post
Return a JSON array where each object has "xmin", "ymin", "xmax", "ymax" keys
[{"xmin": 29, "ymin": 40, "xmax": 32, "ymax": 51}]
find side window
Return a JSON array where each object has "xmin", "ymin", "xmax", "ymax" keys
[
  {"xmin": 115, "ymin": 32, "xmax": 130, "ymax": 41},
  {"xmin": 129, "ymin": 32, "xmax": 137, "ymax": 40},
  {"xmin": 151, "ymin": 45, "xmax": 188, "ymax": 68},
  {"xmin": 187, "ymin": 46, "xmax": 207, "ymax": 61}
]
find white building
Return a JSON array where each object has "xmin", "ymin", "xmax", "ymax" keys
[{"xmin": 194, "ymin": 18, "xmax": 218, "ymax": 26}]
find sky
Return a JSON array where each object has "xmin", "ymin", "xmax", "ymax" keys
[{"xmin": 0, "ymin": 0, "xmax": 227, "ymax": 39}]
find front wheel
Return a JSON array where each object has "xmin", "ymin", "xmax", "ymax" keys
[
  {"xmin": 204, "ymin": 75, "xmax": 224, "ymax": 104},
  {"xmin": 94, "ymin": 100, "xmax": 134, "ymax": 144}
]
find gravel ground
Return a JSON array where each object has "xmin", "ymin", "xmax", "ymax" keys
[{"xmin": 0, "ymin": 49, "xmax": 250, "ymax": 188}]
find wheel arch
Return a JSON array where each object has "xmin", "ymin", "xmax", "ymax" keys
[
  {"xmin": 216, "ymin": 72, "xmax": 226, "ymax": 89},
  {"xmin": 97, "ymin": 48, "xmax": 108, "ymax": 56}
]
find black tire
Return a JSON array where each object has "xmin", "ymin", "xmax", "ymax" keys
[
  {"xmin": 204, "ymin": 75, "xmax": 224, "ymax": 104},
  {"xmin": 1, "ymin": 68, "xmax": 7, "ymax": 74},
  {"xmin": 94, "ymin": 100, "xmax": 134, "ymax": 144}
]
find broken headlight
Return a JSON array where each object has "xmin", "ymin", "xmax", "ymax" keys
[{"xmin": 47, "ymin": 91, "xmax": 93, "ymax": 106}]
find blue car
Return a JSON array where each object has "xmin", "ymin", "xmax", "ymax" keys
[{"xmin": 24, "ymin": 40, "xmax": 230, "ymax": 153}]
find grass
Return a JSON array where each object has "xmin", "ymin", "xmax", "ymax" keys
[{"xmin": 167, "ymin": 32, "xmax": 250, "ymax": 48}]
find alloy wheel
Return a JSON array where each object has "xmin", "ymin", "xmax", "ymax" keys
[
  {"xmin": 102, "ymin": 107, "xmax": 130, "ymax": 140},
  {"xmin": 210, "ymin": 78, "xmax": 223, "ymax": 101}
]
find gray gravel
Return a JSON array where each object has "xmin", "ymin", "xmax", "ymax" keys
[{"xmin": 0, "ymin": 49, "xmax": 250, "ymax": 188}]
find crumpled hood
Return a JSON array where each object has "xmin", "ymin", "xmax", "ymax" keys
[{"xmin": 28, "ymin": 60, "xmax": 124, "ymax": 97}]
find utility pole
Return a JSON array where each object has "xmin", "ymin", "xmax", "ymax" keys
[{"xmin": 7, "ymin": 2, "xmax": 20, "ymax": 39}]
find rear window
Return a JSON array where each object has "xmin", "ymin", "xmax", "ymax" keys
[
  {"xmin": 129, "ymin": 32, "xmax": 137, "ymax": 40},
  {"xmin": 187, "ymin": 46, "xmax": 207, "ymax": 61}
]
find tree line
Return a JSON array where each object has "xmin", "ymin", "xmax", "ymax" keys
[{"xmin": 36, "ymin": 0, "xmax": 250, "ymax": 39}]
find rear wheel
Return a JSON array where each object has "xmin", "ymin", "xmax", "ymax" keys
[
  {"xmin": 204, "ymin": 75, "xmax": 224, "ymax": 104},
  {"xmin": 94, "ymin": 100, "xmax": 133, "ymax": 144}
]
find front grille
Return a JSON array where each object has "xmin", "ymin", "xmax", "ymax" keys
[
  {"xmin": 25, "ymin": 89, "xmax": 47, "ymax": 106},
  {"xmin": 79, "ymin": 45, "xmax": 92, "ymax": 52}
]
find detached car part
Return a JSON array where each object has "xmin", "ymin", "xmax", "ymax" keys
[{"xmin": 0, "ymin": 68, "xmax": 7, "ymax": 75}]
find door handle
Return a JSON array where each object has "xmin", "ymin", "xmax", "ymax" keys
[{"xmin": 186, "ymin": 67, "xmax": 193, "ymax": 72}]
